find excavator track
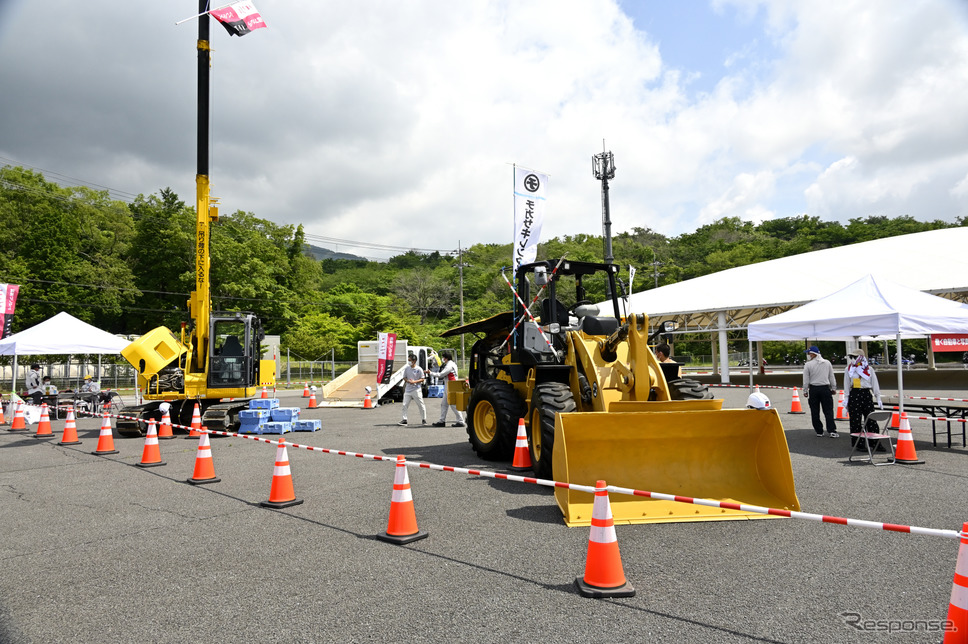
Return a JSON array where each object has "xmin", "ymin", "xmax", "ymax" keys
[{"xmin": 113, "ymin": 399, "xmax": 252, "ymax": 437}]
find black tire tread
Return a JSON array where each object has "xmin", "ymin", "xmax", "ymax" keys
[
  {"xmin": 466, "ymin": 379, "xmax": 526, "ymax": 461},
  {"xmin": 668, "ymin": 378, "xmax": 713, "ymax": 400},
  {"xmin": 529, "ymin": 381, "xmax": 576, "ymax": 479}
]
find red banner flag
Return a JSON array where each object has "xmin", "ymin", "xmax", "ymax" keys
[
  {"xmin": 0, "ymin": 284, "xmax": 18, "ymax": 339},
  {"xmin": 210, "ymin": 1, "xmax": 266, "ymax": 37}
]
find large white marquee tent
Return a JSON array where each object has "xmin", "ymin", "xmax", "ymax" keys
[{"xmin": 599, "ymin": 227, "xmax": 968, "ymax": 383}]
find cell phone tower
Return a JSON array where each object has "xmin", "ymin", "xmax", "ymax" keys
[
  {"xmin": 592, "ymin": 143, "xmax": 616, "ymax": 265},
  {"xmin": 592, "ymin": 143, "xmax": 616, "ymax": 298}
]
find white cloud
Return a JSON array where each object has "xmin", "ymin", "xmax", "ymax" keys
[{"xmin": 1, "ymin": 0, "xmax": 967, "ymax": 258}]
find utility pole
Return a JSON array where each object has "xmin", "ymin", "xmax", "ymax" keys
[
  {"xmin": 457, "ymin": 243, "xmax": 468, "ymax": 366},
  {"xmin": 592, "ymin": 143, "xmax": 616, "ymax": 298}
]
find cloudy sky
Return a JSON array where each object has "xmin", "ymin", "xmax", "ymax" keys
[{"xmin": 2, "ymin": 0, "xmax": 967, "ymax": 260}]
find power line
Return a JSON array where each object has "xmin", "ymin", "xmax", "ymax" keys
[
  {"xmin": 302, "ymin": 233, "xmax": 456, "ymax": 256},
  {"xmin": 0, "ymin": 156, "xmax": 140, "ymax": 202}
]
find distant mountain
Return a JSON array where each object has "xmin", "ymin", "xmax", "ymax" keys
[{"xmin": 303, "ymin": 243, "xmax": 367, "ymax": 261}]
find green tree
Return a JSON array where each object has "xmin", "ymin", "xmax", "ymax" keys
[
  {"xmin": 128, "ymin": 188, "xmax": 194, "ymax": 332},
  {"xmin": 281, "ymin": 312, "xmax": 356, "ymax": 361},
  {"xmin": 392, "ymin": 268, "xmax": 455, "ymax": 324}
]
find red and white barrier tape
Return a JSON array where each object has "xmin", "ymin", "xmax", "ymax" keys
[
  {"xmin": 65, "ymin": 408, "xmax": 963, "ymax": 541},
  {"xmin": 908, "ymin": 396, "xmax": 968, "ymax": 402},
  {"xmin": 708, "ymin": 384, "xmax": 795, "ymax": 390}
]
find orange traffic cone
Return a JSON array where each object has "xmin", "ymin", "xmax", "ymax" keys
[
  {"xmin": 308, "ymin": 391, "xmax": 317, "ymax": 409},
  {"xmin": 302, "ymin": 382, "xmax": 310, "ymax": 398},
  {"xmin": 34, "ymin": 403, "xmax": 54, "ymax": 438},
  {"xmin": 260, "ymin": 443, "xmax": 303, "ymax": 508},
  {"xmin": 10, "ymin": 400, "xmax": 26, "ymax": 431},
  {"xmin": 835, "ymin": 390, "xmax": 849, "ymax": 421},
  {"xmin": 377, "ymin": 455, "xmax": 428, "ymax": 544},
  {"xmin": 510, "ymin": 418, "xmax": 532, "ymax": 471},
  {"xmin": 58, "ymin": 406, "xmax": 81, "ymax": 445},
  {"xmin": 944, "ymin": 522, "xmax": 968, "ymax": 643},
  {"xmin": 575, "ymin": 480, "xmax": 635, "ymax": 598},
  {"xmin": 137, "ymin": 421, "xmax": 166, "ymax": 468},
  {"xmin": 0, "ymin": 399, "xmax": 6, "ymax": 425},
  {"xmin": 261, "ymin": 386, "xmax": 269, "ymax": 399},
  {"xmin": 788, "ymin": 388, "xmax": 805, "ymax": 414},
  {"xmin": 186, "ymin": 402, "xmax": 202, "ymax": 438},
  {"xmin": 157, "ymin": 406, "xmax": 174, "ymax": 440},
  {"xmin": 363, "ymin": 392, "xmax": 374, "ymax": 409},
  {"xmin": 889, "ymin": 410, "xmax": 900, "ymax": 429},
  {"xmin": 895, "ymin": 412, "xmax": 924, "ymax": 464},
  {"xmin": 92, "ymin": 412, "xmax": 119, "ymax": 455},
  {"xmin": 187, "ymin": 433, "xmax": 220, "ymax": 485}
]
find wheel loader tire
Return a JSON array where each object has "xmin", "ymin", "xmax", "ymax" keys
[
  {"xmin": 466, "ymin": 379, "xmax": 526, "ymax": 461},
  {"xmin": 528, "ymin": 382, "xmax": 576, "ymax": 480},
  {"xmin": 668, "ymin": 378, "xmax": 713, "ymax": 401}
]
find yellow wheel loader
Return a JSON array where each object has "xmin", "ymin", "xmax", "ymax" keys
[
  {"xmin": 442, "ymin": 259, "xmax": 800, "ymax": 525},
  {"xmin": 115, "ymin": 8, "xmax": 275, "ymax": 436}
]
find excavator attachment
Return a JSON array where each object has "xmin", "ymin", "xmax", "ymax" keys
[{"xmin": 553, "ymin": 408, "xmax": 800, "ymax": 526}]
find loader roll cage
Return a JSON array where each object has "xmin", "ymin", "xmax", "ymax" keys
[{"xmin": 512, "ymin": 259, "xmax": 622, "ymax": 366}]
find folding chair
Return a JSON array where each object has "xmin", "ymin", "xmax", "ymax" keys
[{"xmin": 848, "ymin": 410, "xmax": 895, "ymax": 466}]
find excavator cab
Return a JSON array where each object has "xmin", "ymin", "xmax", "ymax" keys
[{"xmin": 207, "ymin": 313, "xmax": 263, "ymax": 389}]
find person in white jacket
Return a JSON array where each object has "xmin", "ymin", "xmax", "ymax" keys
[
  {"xmin": 431, "ymin": 351, "xmax": 465, "ymax": 428},
  {"xmin": 844, "ymin": 349, "xmax": 882, "ymax": 447}
]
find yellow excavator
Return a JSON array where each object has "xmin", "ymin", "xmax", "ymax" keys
[
  {"xmin": 442, "ymin": 258, "xmax": 800, "ymax": 526},
  {"xmin": 117, "ymin": 6, "xmax": 275, "ymax": 436}
]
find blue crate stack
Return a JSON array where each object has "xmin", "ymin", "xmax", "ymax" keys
[
  {"xmin": 262, "ymin": 421, "xmax": 292, "ymax": 435},
  {"xmin": 249, "ymin": 398, "xmax": 280, "ymax": 410},
  {"xmin": 239, "ymin": 409, "xmax": 270, "ymax": 434},
  {"xmin": 292, "ymin": 419, "xmax": 321, "ymax": 432}
]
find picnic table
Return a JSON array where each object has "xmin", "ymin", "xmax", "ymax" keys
[{"xmin": 882, "ymin": 395, "xmax": 968, "ymax": 448}]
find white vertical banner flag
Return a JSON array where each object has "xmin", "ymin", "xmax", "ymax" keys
[
  {"xmin": 512, "ymin": 166, "xmax": 549, "ymax": 270},
  {"xmin": 628, "ymin": 265, "xmax": 636, "ymax": 297}
]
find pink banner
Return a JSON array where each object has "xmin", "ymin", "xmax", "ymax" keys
[
  {"xmin": 0, "ymin": 284, "xmax": 17, "ymax": 339},
  {"xmin": 377, "ymin": 332, "xmax": 397, "ymax": 385}
]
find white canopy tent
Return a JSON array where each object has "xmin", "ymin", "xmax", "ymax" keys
[
  {"xmin": 0, "ymin": 312, "xmax": 130, "ymax": 392},
  {"xmin": 747, "ymin": 274, "xmax": 968, "ymax": 411},
  {"xmin": 604, "ymin": 227, "xmax": 968, "ymax": 382}
]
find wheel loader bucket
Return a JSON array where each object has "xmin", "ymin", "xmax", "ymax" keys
[{"xmin": 552, "ymin": 408, "xmax": 800, "ymax": 526}]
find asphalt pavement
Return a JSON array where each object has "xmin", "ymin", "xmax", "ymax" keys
[{"xmin": 1, "ymin": 386, "xmax": 966, "ymax": 643}]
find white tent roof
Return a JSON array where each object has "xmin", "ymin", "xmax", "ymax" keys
[
  {"xmin": 0, "ymin": 312, "xmax": 130, "ymax": 355},
  {"xmin": 748, "ymin": 274, "xmax": 968, "ymax": 341},
  {"xmin": 612, "ymin": 227, "xmax": 968, "ymax": 330}
]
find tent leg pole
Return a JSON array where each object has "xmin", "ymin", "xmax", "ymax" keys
[
  {"xmin": 897, "ymin": 332, "xmax": 903, "ymax": 416},
  {"xmin": 718, "ymin": 311, "xmax": 729, "ymax": 385},
  {"xmin": 748, "ymin": 338, "xmax": 754, "ymax": 391}
]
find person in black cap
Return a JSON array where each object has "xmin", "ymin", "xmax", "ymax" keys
[
  {"xmin": 26, "ymin": 364, "xmax": 43, "ymax": 404},
  {"xmin": 801, "ymin": 345, "xmax": 838, "ymax": 437},
  {"xmin": 398, "ymin": 353, "xmax": 426, "ymax": 426}
]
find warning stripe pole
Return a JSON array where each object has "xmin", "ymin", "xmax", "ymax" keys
[{"xmin": 72, "ymin": 408, "xmax": 963, "ymax": 541}]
